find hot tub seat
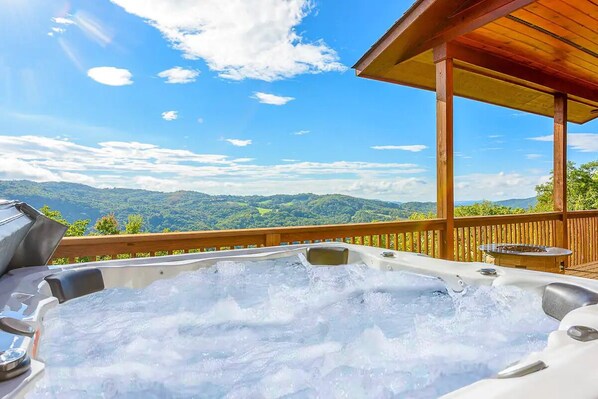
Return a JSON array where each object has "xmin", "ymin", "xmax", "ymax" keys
[
  {"xmin": 542, "ymin": 283, "xmax": 598, "ymax": 321},
  {"xmin": 44, "ymin": 268, "xmax": 105, "ymax": 304},
  {"xmin": 306, "ymin": 247, "xmax": 349, "ymax": 265}
]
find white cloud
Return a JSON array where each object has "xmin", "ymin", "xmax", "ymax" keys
[
  {"xmin": 73, "ymin": 10, "xmax": 114, "ymax": 47},
  {"xmin": 488, "ymin": 134, "xmax": 503, "ymax": 138},
  {"xmin": 48, "ymin": 16, "xmax": 75, "ymax": 36},
  {"xmin": 109, "ymin": 0, "xmax": 346, "ymax": 81},
  {"xmin": 197, "ymin": 118, "xmax": 204, "ymax": 124},
  {"xmin": 157, "ymin": 66, "xmax": 200, "ymax": 84},
  {"xmin": 0, "ymin": 135, "xmax": 434, "ymax": 201},
  {"xmin": 252, "ymin": 92, "xmax": 294, "ymax": 106},
  {"xmin": 52, "ymin": 17, "xmax": 75, "ymax": 25},
  {"xmin": 226, "ymin": 139, "xmax": 252, "ymax": 147},
  {"xmin": 371, "ymin": 145, "xmax": 428, "ymax": 152},
  {"xmin": 87, "ymin": 67, "xmax": 133, "ymax": 86},
  {"xmin": 161, "ymin": 111, "xmax": 178, "ymax": 121},
  {"xmin": 526, "ymin": 154, "xmax": 542, "ymax": 159},
  {"xmin": 282, "ymin": 159, "xmax": 299, "ymax": 162},
  {"xmin": 454, "ymin": 171, "xmax": 546, "ymax": 201},
  {"xmin": 293, "ymin": 130, "xmax": 310, "ymax": 136},
  {"xmin": 0, "ymin": 157, "xmax": 59, "ymax": 181},
  {"xmin": 454, "ymin": 152, "xmax": 472, "ymax": 159},
  {"xmin": 530, "ymin": 133, "xmax": 598, "ymax": 152},
  {"xmin": 529, "ymin": 135, "xmax": 553, "ymax": 142},
  {"xmin": 1, "ymin": 136, "xmax": 553, "ymax": 202}
]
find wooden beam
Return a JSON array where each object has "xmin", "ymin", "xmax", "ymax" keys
[
  {"xmin": 554, "ymin": 93, "xmax": 568, "ymax": 256},
  {"xmin": 435, "ymin": 44, "xmax": 455, "ymax": 260},
  {"xmin": 399, "ymin": 0, "xmax": 537, "ymax": 63},
  {"xmin": 446, "ymin": 42, "xmax": 598, "ymax": 102}
]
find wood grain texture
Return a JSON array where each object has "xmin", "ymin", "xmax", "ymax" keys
[
  {"xmin": 554, "ymin": 93, "xmax": 569, "ymax": 254},
  {"xmin": 355, "ymin": 0, "xmax": 598, "ymax": 123},
  {"xmin": 435, "ymin": 48, "xmax": 455, "ymax": 260},
  {"xmin": 52, "ymin": 211, "xmax": 598, "ymax": 274}
]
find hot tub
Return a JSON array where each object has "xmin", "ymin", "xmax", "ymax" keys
[{"xmin": 2, "ymin": 243, "xmax": 598, "ymax": 398}]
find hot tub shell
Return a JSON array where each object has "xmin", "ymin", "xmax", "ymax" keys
[{"xmin": 2, "ymin": 243, "xmax": 598, "ymax": 398}]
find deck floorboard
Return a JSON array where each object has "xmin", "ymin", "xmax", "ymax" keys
[{"xmin": 565, "ymin": 261, "xmax": 598, "ymax": 279}]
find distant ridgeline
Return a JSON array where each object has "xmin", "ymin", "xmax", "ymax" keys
[{"xmin": 0, "ymin": 180, "xmax": 537, "ymax": 235}]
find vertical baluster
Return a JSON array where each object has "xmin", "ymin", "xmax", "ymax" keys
[
  {"xmin": 463, "ymin": 227, "xmax": 469, "ymax": 262},
  {"xmin": 517, "ymin": 222, "xmax": 521, "ymax": 243},
  {"xmin": 413, "ymin": 231, "xmax": 418, "ymax": 253},
  {"xmin": 476, "ymin": 226, "xmax": 482, "ymax": 261},
  {"xmin": 456, "ymin": 228, "xmax": 463, "ymax": 261},
  {"xmin": 463, "ymin": 227, "xmax": 468, "ymax": 261}
]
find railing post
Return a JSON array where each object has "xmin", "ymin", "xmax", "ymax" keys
[
  {"xmin": 434, "ymin": 43, "xmax": 455, "ymax": 260},
  {"xmin": 554, "ymin": 93, "xmax": 568, "ymax": 271},
  {"xmin": 265, "ymin": 233, "xmax": 281, "ymax": 247},
  {"xmin": 553, "ymin": 93, "xmax": 568, "ymax": 252}
]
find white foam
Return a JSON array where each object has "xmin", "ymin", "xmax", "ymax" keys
[{"xmin": 28, "ymin": 256, "xmax": 557, "ymax": 398}]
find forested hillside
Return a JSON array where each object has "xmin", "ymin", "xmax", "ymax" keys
[
  {"xmin": 1, "ymin": 180, "xmax": 557, "ymax": 234},
  {"xmin": 0, "ymin": 181, "xmax": 437, "ymax": 232}
]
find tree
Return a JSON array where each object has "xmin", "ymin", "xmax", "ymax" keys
[
  {"xmin": 409, "ymin": 211, "xmax": 436, "ymax": 220},
  {"xmin": 94, "ymin": 213, "xmax": 120, "ymax": 235},
  {"xmin": 535, "ymin": 161, "xmax": 598, "ymax": 211},
  {"xmin": 68, "ymin": 219, "xmax": 90, "ymax": 237},
  {"xmin": 408, "ymin": 201, "xmax": 524, "ymax": 220},
  {"xmin": 454, "ymin": 201, "xmax": 525, "ymax": 217},
  {"xmin": 125, "ymin": 214, "xmax": 144, "ymax": 234},
  {"xmin": 40, "ymin": 205, "xmax": 90, "ymax": 237}
]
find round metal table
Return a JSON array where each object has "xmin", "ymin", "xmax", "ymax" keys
[{"xmin": 478, "ymin": 243, "xmax": 572, "ymax": 274}]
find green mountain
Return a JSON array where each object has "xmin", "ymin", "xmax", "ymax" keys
[
  {"xmin": 0, "ymin": 180, "xmax": 536, "ymax": 233},
  {"xmin": 0, "ymin": 180, "xmax": 436, "ymax": 232},
  {"xmin": 495, "ymin": 197, "xmax": 537, "ymax": 209}
]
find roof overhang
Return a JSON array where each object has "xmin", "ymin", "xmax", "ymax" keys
[{"xmin": 354, "ymin": 0, "xmax": 598, "ymax": 124}]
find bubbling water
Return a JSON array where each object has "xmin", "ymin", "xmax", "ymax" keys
[{"xmin": 28, "ymin": 256, "xmax": 557, "ymax": 398}]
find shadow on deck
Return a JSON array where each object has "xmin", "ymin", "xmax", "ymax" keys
[{"xmin": 566, "ymin": 262, "xmax": 598, "ymax": 279}]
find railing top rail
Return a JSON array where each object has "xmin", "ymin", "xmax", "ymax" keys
[
  {"xmin": 57, "ymin": 218, "xmax": 447, "ymax": 245},
  {"xmin": 454, "ymin": 212, "xmax": 562, "ymax": 228},
  {"xmin": 568, "ymin": 209, "xmax": 598, "ymax": 219}
]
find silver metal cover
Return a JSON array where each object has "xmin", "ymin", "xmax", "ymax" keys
[
  {"xmin": 8, "ymin": 203, "xmax": 67, "ymax": 270},
  {"xmin": 0, "ymin": 201, "xmax": 34, "ymax": 276}
]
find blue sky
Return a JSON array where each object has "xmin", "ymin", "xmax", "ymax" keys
[{"xmin": 1, "ymin": 0, "xmax": 597, "ymax": 202}]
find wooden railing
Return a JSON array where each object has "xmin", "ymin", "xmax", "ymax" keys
[
  {"xmin": 453, "ymin": 212, "xmax": 561, "ymax": 263},
  {"xmin": 52, "ymin": 211, "xmax": 598, "ymax": 269},
  {"xmin": 52, "ymin": 219, "xmax": 446, "ymax": 263},
  {"xmin": 568, "ymin": 210, "xmax": 598, "ymax": 267}
]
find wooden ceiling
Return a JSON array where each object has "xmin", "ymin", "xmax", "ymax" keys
[{"xmin": 354, "ymin": 0, "xmax": 598, "ymax": 124}]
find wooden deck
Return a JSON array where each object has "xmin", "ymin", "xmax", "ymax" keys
[{"xmin": 566, "ymin": 261, "xmax": 598, "ymax": 279}]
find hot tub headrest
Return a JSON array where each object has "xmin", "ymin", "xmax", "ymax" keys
[
  {"xmin": 306, "ymin": 247, "xmax": 349, "ymax": 266},
  {"xmin": 45, "ymin": 268, "xmax": 105, "ymax": 304},
  {"xmin": 543, "ymin": 283, "xmax": 598, "ymax": 321}
]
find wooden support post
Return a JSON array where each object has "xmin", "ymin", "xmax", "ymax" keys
[
  {"xmin": 434, "ymin": 44, "xmax": 455, "ymax": 260},
  {"xmin": 554, "ymin": 93, "xmax": 568, "ymax": 256},
  {"xmin": 265, "ymin": 233, "xmax": 281, "ymax": 247}
]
